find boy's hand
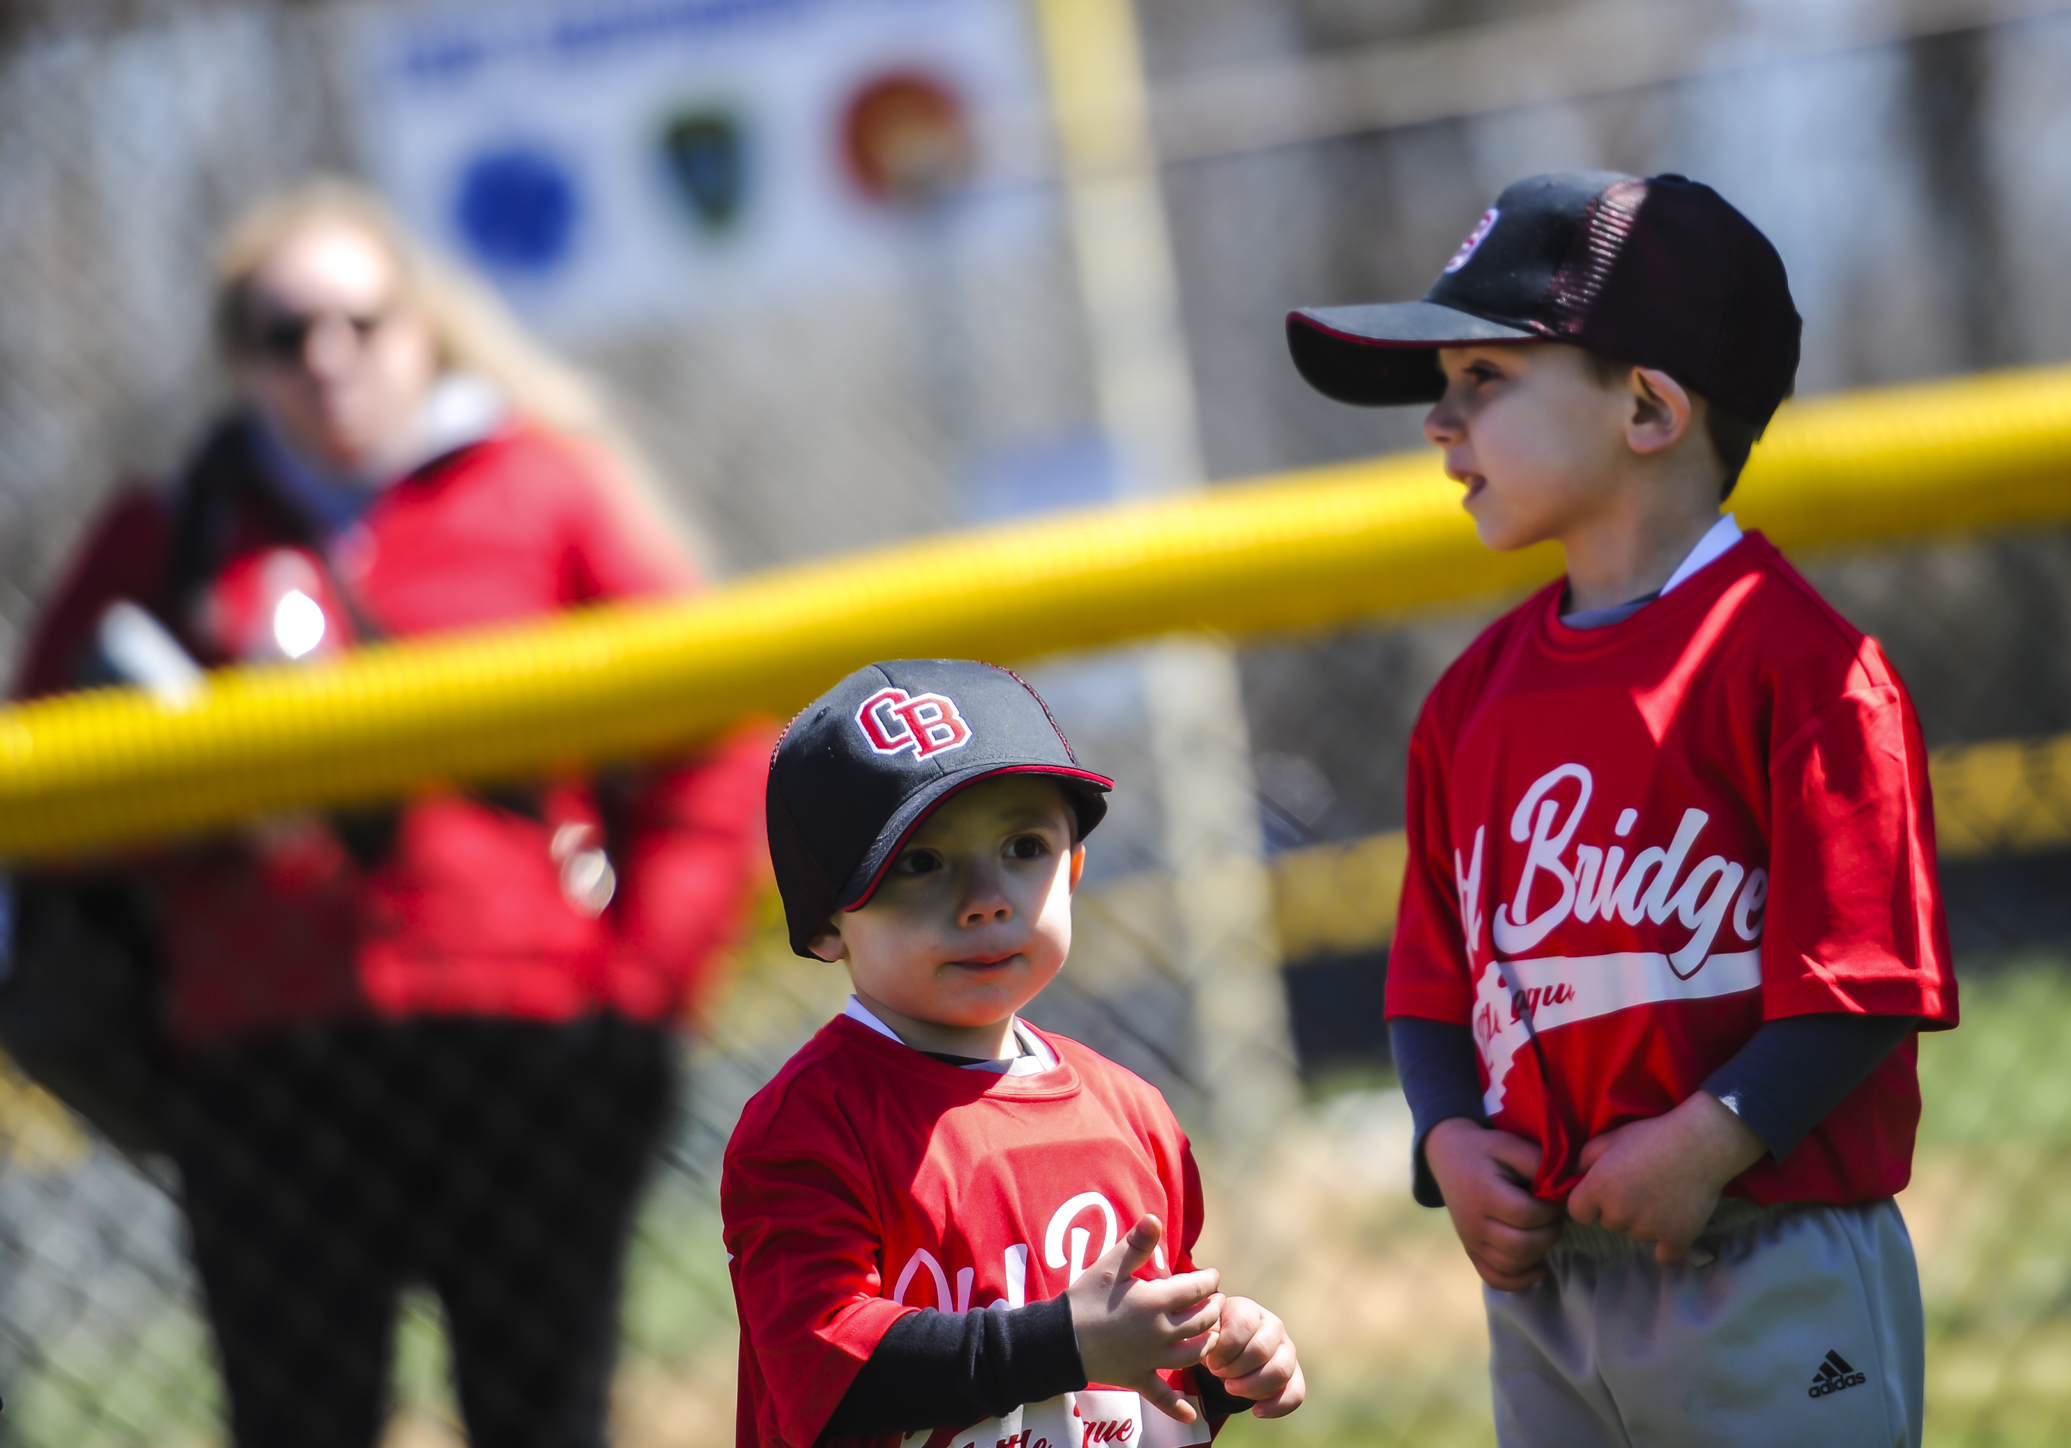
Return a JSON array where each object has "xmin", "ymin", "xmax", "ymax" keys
[
  {"xmin": 1067, "ymin": 1215, "xmax": 1223, "ymax": 1424},
  {"xmin": 1425, "ymin": 1118, "xmax": 1563, "ymax": 1290},
  {"xmin": 1200, "ymin": 1296, "xmax": 1305, "ymax": 1418},
  {"xmin": 1567, "ymin": 1091, "xmax": 1767, "ymax": 1265}
]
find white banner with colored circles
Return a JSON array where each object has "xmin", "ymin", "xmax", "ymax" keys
[{"xmin": 351, "ymin": 0, "xmax": 1053, "ymax": 337}]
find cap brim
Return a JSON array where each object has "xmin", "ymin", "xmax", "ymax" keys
[
  {"xmin": 835, "ymin": 763, "xmax": 1115, "ymax": 913},
  {"xmin": 1287, "ymin": 302, "xmax": 1537, "ymax": 406}
]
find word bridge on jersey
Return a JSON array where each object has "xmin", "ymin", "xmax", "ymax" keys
[
  {"xmin": 1456, "ymin": 762, "xmax": 1771, "ymax": 1115},
  {"xmin": 857, "ymin": 686, "xmax": 973, "ymax": 760},
  {"xmin": 897, "ymin": 1193, "xmax": 1209, "ymax": 1448}
]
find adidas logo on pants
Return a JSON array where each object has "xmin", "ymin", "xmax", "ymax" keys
[{"xmin": 1808, "ymin": 1349, "xmax": 1868, "ymax": 1398}]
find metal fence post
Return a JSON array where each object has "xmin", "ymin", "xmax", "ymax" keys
[{"xmin": 1031, "ymin": 0, "xmax": 1300, "ymax": 1161}]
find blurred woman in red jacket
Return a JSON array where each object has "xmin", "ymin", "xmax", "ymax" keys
[{"xmin": 17, "ymin": 180, "xmax": 768, "ymax": 1448}]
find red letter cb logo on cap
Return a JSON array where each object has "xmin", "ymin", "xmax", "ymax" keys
[{"xmin": 856, "ymin": 687, "xmax": 973, "ymax": 760}]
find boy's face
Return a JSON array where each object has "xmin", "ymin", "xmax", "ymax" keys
[
  {"xmin": 810, "ymin": 776, "xmax": 1084, "ymax": 1036},
  {"xmin": 1423, "ymin": 342, "xmax": 1640, "ymax": 552}
]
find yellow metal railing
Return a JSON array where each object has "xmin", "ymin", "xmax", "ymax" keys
[{"xmin": 3, "ymin": 363, "xmax": 2071, "ymax": 862}]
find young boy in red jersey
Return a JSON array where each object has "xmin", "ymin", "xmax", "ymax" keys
[
  {"xmin": 725, "ymin": 660, "xmax": 1304, "ymax": 1448},
  {"xmin": 1287, "ymin": 172, "xmax": 1957, "ymax": 1446}
]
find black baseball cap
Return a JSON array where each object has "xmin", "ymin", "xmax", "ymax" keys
[
  {"xmin": 766, "ymin": 660, "xmax": 1113, "ymax": 956},
  {"xmin": 1287, "ymin": 171, "xmax": 1801, "ymax": 427}
]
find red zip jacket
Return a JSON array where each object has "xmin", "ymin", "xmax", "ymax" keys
[{"xmin": 19, "ymin": 416, "xmax": 770, "ymax": 1047}]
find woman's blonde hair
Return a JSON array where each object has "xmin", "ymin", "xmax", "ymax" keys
[{"xmin": 215, "ymin": 176, "xmax": 703, "ymax": 585}]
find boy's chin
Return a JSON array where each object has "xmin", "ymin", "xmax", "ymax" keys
[
  {"xmin": 934, "ymin": 990, "xmax": 1048, "ymax": 1029},
  {"xmin": 1469, "ymin": 508, "xmax": 1551, "ymax": 554},
  {"xmin": 1470, "ymin": 516, "xmax": 1525, "ymax": 552}
]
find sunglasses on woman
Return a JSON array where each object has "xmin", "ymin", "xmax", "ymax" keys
[{"xmin": 237, "ymin": 303, "xmax": 391, "ymax": 366}]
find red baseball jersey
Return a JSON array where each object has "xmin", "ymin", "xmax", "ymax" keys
[
  {"xmin": 722, "ymin": 1014, "xmax": 1217, "ymax": 1448},
  {"xmin": 1386, "ymin": 531, "xmax": 1957, "ymax": 1205}
]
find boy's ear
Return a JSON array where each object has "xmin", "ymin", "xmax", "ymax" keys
[
  {"xmin": 1625, "ymin": 367, "xmax": 1694, "ymax": 457},
  {"xmin": 806, "ymin": 926, "xmax": 848, "ymax": 963},
  {"xmin": 1068, "ymin": 842, "xmax": 1086, "ymax": 894}
]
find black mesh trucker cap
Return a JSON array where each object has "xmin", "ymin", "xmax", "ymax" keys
[
  {"xmin": 1287, "ymin": 171, "xmax": 1802, "ymax": 426},
  {"xmin": 766, "ymin": 660, "xmax": 1113, "ymax": 956}
]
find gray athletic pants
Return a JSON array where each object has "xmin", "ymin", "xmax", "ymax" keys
[{"xmin": 1485, "ymin": 1198, "xmax": 1923, "ymax": 1448}]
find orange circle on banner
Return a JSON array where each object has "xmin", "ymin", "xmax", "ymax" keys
[{"xmin": 840, "ymin": 70, "xmax": 973, "ymax": 209}]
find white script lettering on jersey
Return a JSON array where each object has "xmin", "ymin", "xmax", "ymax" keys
[
  {"xmin": 1459, "ymin": 762, "xmax": 1769, "ymax": 1114},
  {"xmin": 890, "ymin": 1196, "xmax": 1201, "ymax": 1448},
  {"xmin": 890, "ymin": 1190, "xmax": 1170, "ymax": 1315},
  {"xmin": 903, "ymin": 1389, "xmax": 1212, "ymax": 1448},
  {"xmin": 1468, "ymin": 762, "xmax": 1767, "ymax": 971}
]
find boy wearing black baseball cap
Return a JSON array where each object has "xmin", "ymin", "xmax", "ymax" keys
[
  {"xmin": 1290, "ymin": 172, "xmax": 1955, "ymax": 1446},
  {"xmin": 722, "ymin": 660, "xmax": 1304, "ymax": 1448}
]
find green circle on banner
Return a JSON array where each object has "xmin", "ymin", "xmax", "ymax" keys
[{"xmin": 659, "ymin": 105, "xmax": 749, "ymax": 234}]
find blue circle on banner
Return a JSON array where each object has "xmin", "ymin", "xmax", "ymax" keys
[{"xmin": 453, "ymin": 145, "xmax": 579, "ymax": 273}]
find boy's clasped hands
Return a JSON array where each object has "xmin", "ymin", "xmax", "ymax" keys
[
  {"xmin": 1067, "ymin": 1213, "xmax": 1304, "ymax": 1423},
  {"xmin": 1427, "ymin": 1090, "xmax": 1768, "ymax": 1288}
]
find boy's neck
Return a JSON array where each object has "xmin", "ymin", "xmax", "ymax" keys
[
  {"xmin": 1560, "ymin": 487, "xmax": 1724, "ymax": 615},
  {"xmin": 852, "ymin": 990, "xmax": 1021, "ymax": 1061}
]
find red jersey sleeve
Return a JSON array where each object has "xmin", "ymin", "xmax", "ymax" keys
[
  {"xmin": 1761, "ymin": 664, "xmax": 1958, "ymax": 1026},
  {"xmin": 723, "ymin": 1139, "xmax": 913, "ymax": 1448},
  {"xmin": 1385, "ymin": 707, "xmax": 1476, "ymax": 1025}
]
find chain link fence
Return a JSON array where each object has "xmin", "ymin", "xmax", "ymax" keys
[{"xmin": 3, "ymin": 2, "xmax": 2071, "ymax": 1446}]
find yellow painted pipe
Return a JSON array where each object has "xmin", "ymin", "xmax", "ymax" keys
[
  {"xmin": 3, "ymin": 363, "xmax": 2071, "ymax": 862},
  {"xmin": 1929, "ymin": 733, "xmax": 2071, "ymax": 860}
]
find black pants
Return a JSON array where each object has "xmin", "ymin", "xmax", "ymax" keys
[{"xmin": 172, "ymin": 1015, "xmax": 673, "ymax": 1448}]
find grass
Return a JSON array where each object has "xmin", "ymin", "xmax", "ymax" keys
[
  {"xmin": 1908, "ymin": 960, "xmax": 2071, "ymax": 1446},
  {"xmin": 5, "ymin": 1280, "xmax": 221, "ymax": 1448}
]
